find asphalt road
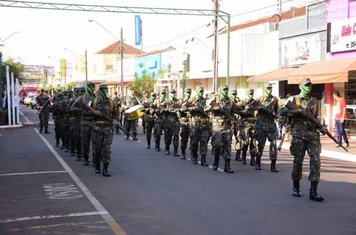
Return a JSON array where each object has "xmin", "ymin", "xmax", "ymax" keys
[{"xmin": 0, "ymin": 105, "xmax": 355, "ymax": 235}]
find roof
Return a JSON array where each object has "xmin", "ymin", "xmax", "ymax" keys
[
  {"xmin": 247, "ymin": 67, "xmax": 299, "ymax": 82},
  {"xmin": 96, "ymin": 40, "xmax": 144, "ymax": 55}
]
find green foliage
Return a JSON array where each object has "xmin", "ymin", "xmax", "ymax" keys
[
  {"xmin": 1, "ymin": 57, "xmax": 25, "ymax": 96},
  {"xmin": 128, "ymin": 72, "xmax": 155, "ymax": 97}
]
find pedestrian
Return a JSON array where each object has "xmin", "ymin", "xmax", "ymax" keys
[
  {"xmin": 36, "ymin": 89, "xmax": 51, "ymax": 134},
  {"xmin": 253, "ymin": 83, "xmax": 279, "ymax": 172},
  {"xmin": 280, "ymin": 77, "xmax": 324, "ymax": 202},
  {"xmin": 91, "ymin": 84, "xmax": 115, "ymax": 177},
  {"xmin": 333, "ymin": 91, "xmax": 349, "ymax": 148}
]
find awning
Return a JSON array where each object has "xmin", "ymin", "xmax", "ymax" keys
[
  {"xmin": 288, "ymin": 57, "xmax": 356, "ymax": 84},
  {"xmin": 247, "ymin": 67, "xmax": 299, "ymax": 82}
]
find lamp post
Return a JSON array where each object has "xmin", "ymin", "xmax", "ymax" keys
[{"xmin": 0, "ymin": 43, "xmax": 4, "ymax": 112}]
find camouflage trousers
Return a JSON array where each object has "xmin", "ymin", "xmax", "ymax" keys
[
  {"xmin": 154, "ymin": 117, "xmax": 164, "ymax": 149},
  {"xmin": 190, "ymin": 123, "xmax": 210, "ymax": 156},
  {"xmin": 164, "ymin": 116, "xmax": 180, "ymax": 149},
  {"xmin": 290, "ymin": 135, "xmax": 321, "ymax": 182},
  {"xmin": 239, "ymin": 122, "xmax": 258, "ymax": 157},
  {"xmin": 125, "ymin": 118, "xmax": 138, "ymax": 135},
  {"xmin": 80, "ymin": 121, "xmax": 92, "ymax": 160},
  {"xmin": 255, "ymin": 120, "xmax": 277, "ymax": 161},
  {"xmin": 180, "ymin": 122, "xmax": 190, "ymax": 152},
  {"xmin": 211, "ymin": 129, "xmax": 232, "ymax": 160},
  {"xmin": 54, "ymin": 119, "xmax": 61, "ymax": 143},
  {"xmin": 69, "ymin": 118, "xmax": 81, "ymax": 156},
  {"xmin": 60, "ymin": 120, "xmax": 70, "ymax": 149},
  {"xmin": 39, "ymin": 110, "xmax": 50, "ymax": 129},
  {"xmin": 91, "ymin": 125, "xmax": 113, "ymax": 165},
  {"xmin": 145, "ymin": 118, "xmax": 155, "ymax": 146}
]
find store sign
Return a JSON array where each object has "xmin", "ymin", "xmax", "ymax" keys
[
  {"xmin": 280, "ymin": 34, "xmax": 322, "ymax": 67},
  {"xmin": 330, "ymin": 17, "xmax": 356, "ymax": 53}
]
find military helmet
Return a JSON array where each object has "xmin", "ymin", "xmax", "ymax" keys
[
  {"xmin": 196, "ymin": 86, "xmax": 204, "ymax": 92},
  {"xmin": 87, "ymin": 82, "xmax": 95, "ymax": 87},
  {"xmin": 231, "ymin": 89, "xmax": 237, "ymax": 95},
  {"xmin": 299, "ymin": 77, "xmax": 312, "ymax": 86},
  {"xmin": 99, "ymin": 84, "xmax": 108, "ymax": 89},
  {"xmin": 170, "ymin": 89, "xmax": 176, "ymax": 94}
]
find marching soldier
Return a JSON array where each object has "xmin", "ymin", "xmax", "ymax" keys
[
  {"xmin": 52, "ymin": 92, "xmax": 64, "ymax": 146},
  {"xmin": 153, "ymin": 89, "xmax": 167, "ymax": 152},
  {"xmin": 230, "ymin": 89, "xmax": 242, "ymax": 161},
  {"xmin": 124, "ymin": 88, "xmax": 139, "ymax": 141},
  {"xmin": 189, "ymin": 86, "xmax": 210, "ymax": 166},
  {"xmin": 91, "ymin": 84, "xmax": 116, "ymax": 177},
  {"xmin": 238, "ymin": 89, "xmax": 258, "ymax": 166},
  {"xmin": 71, "ymin": 82, "xmax": 96, "ymax": 165},
  {"xmin": 142, "ymin": 92, "xmax": 157, "ymax": 149},
  {"xmin": 280, "ymin": 78, "xmax": 324, "ymax": 202},
  {"xmin": 206, "ymin": 85, "xmax": 235, "ymax": 173},
  {"xmin": 179, "ymin": 88, "xmax": 192, "ymax": 160},
  {"xmin": 60, "ymin": 90, "xmax": 71, "ymax": 152},
  {"xmin": 36, "ymin": 89, "xmax": 51, "ymax": 134},
  {"xmin": 253, "ymin": 83, "xmax": 279, "ymax": 172},
  {"xmin": 141, "ymin": 91, "xmax": 148, "ymax": 134},
  {"xmin": 163, "ymin": 89, "xmax": 181, "ymax": 156},
  {"xmin": 69, "ymin": 87, "xmax": 85, "ymax": 158},
  {"xmin": 112, "ymin": 91, "xmax": 122, "ymax": 134}
]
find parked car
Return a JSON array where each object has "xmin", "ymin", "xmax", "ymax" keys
[
  {"xmin": 24, "ymin": 93, "xmax": 37, "ymax": 108},
  {"xmin": 31, "ymin": 96, "xmax": 37, "ymax": 109}
]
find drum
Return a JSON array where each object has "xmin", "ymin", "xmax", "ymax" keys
[{"xmin": 124, "ymin": 105, "xmax": 144, "ymax": 120}]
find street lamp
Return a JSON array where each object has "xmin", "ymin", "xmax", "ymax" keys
[
  {"xmin": 88, "ymin": 19, "xmax": 124, "ymax": 97},
  {"xmin": 0, "ymin": 43, "xmax": 4, "ymax": 112}
]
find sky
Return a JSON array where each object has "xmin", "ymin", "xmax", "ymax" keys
[{"xmin": 0, "ymin": 0, "xmax": 311, "ymax": 66}]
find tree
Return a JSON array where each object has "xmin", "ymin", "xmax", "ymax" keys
[
  {"xmin": 1, "ymin": 57, "xmax": 24, "ymax": 91},
  {"xmin": 128, "ymin": 71, "xmax": 155, "ymax": 97}
]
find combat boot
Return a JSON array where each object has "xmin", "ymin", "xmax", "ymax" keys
[
  {"xmin": 95, "ymin": 162, "xmax": 101, "ymax": 174},
  {"xmin": 125, "ymin": 134, "xmax": 129, "ymax": 140},
  {"xmin": 39, "ymin": 126, "xmax": 43, "ymax": 134},
  {"xmin": 235, "ymin": 150, "xmax": 241, "ymax": 161},
  {"xmin": 200, "ymin": 154, "xmax": 209, "ymax": 167},
  {"xmin": 102, "ymin": 164, "xmax": 111, "ymax": 177},
  {"xmin": 241, "ymin": 151, "xmax": 247, "ymax": 165},
  {"xmin": 55, "ymin": 140, "xmax": 59, "ymax": 148},
  {"xmin": 83, "ymin": 156, "xmax": 90, "ymax": 166},
  {"xmin": 250, "ymin": 155, "xmax": 256, "ymax": 166},
  {"xmin": 164, "ymin": 145, "xmax": 170, "ymax": 155},
  {"xmin": 173, "ymin": 146, "xmax": 180, "ymax": 157},
  {"xmin": 309, "ymin": 182, "xmax": 324, "ymax": 202},
  {"xmin": 270, "ymin": 159, "xmax": 279, "ymax": 172},
  {"xmin": 292, "ymin": 180, "xmax": 302, "ymax": 197},
  {"xmin": 255, "ymin": 157, "xmax": 261, "ymax": 170},
  {"xmin": 147, "ymin": 139, "xmax": 151, "ymax": 149},
  {"xmin": 180, "ymin": 150, "xmax": 186, "ymax": 159},
  {"xmin": 133, "ymin": 133, "xmax": 138, "ymax": 141},
  {"xmin": 224, "ymin": 159, "xmax": 234, "ymax": 173},
  {"xmin": 44, "ymin": 128, "xmax": 50, "ymax": 134},
  {"xmin": 213, "ymin": 152, "xmax": 220, "ymax": 171},
  {"xmin": 191, "ymin": 153, "xmax": 198, "ymax": 164},
  {"xmin": 76, "ymin": 155, "xmax": 81, "ymax": 161}
]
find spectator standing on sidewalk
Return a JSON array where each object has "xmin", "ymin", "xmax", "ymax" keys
[{"xmin": 333, "ymin": 91, "xmax": 349, "ymax": 148}]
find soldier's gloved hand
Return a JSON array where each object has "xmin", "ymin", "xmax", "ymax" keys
[
  {"xmin": 113, "ymin": 120, "xmax": 119, "ymax": 127},
  {"xmin": 92, "ymin": 110, "xmax": 102, "ymax": 116}
]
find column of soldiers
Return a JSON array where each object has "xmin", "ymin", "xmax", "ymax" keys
[{"xmin": 50, "ymin": 82, "xmax": 118, "ymax": 177}]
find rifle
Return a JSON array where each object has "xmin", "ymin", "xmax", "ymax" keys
[
  {"xmin": 37, "ymin": 98, "xmax": 51, "ymax": 114},
  {"xmin": 207, "ymin": 98, "xmax": 237, "ymax": 123},
  {"xmin": 285, "ymin": 100, "xmax": 348, "ymax": 152},
  {"xmin": 249, "ymin": 99, "xmax": 277, "ymax": 119},
  {"xmin": 75, "ymin": 99, "xmax": 134, "ymax": 138}
]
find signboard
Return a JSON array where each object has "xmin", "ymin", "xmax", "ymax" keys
[
  {"xmin": 281, "ymin": 34, "xmax": 322, "ymax": 67},
  {"xmin": 135, "ymin": 15, "xmax": 142, "ymax": 46},
  {"xmin": 330, "ymin": 17, "xmax": 356, "ymax": 53}
]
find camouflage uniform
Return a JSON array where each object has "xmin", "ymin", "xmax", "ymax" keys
[
  {"xmin": 69, "ymin": 87, "xmax": 85, "ymax": 158},
  {"xmin": 124, "ymin": 93, "xmax": 139, "ymax": 141},
  {"xmin": 163, "ymin": 89, "xmax": 181, "ymax": 156},
  {"xmin": 36, "ymin": 90, "xmax": 51, "ymax": 134},
  {"xmin": 280, "ymin": 78, "xmax": 324, "ymax": 201},
  {"xmin": 60, "ymin": 91, "xmax": 71, "ymax": 152},
  {"xmin": 153, "ymin": 90, "xmax": 167, "ymax": 152},
  {"xmin": 92, "ymin": 84, "xmax": 115, "ymax": 177},
  {"xmin": 238, "ymin": 92, "xmax": 258, "ymax": 166},
  {"xmin": 207, "ymin": 85, "xmax": 235, "ymax": 173},
  {"xmin": 179, "ymin": 88, "xmax": 192, "ymax": 160},
  {"xmin": 254, "ymin": 83, "xmax": 279, "ymax": 172},
  {"xmin": 52, "ymin": 93, "xmax": 63, "ymax": 147},
  {"xmin": 189, "ymin": 86, "xmax": 210, "ymax": 166},
  {"xmin": 142, "ymin": 92, "xmax": 157, "ymax": 149},
  {"xmin": 230, "ymin": 90, "xmax": 242, "ymax": 161},
  {"xmin": 112, "ymin": 93, "xmax": 122, "ymax": 134}
]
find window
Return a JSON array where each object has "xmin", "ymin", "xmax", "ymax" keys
[{"xmin": 105, "ymin": 64, "xmax": 113, "ymax": 71}]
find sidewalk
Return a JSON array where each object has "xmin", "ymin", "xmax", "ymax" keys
[{"xmin": 280, "ymin": 135, "xmax": 356, "ymax": 163}]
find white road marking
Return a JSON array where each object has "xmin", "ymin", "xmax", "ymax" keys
[
  {"xmin": 43, "ymin": 183, "xmax": 83, "ymax": 200},
  {"xmin": 19, "ymin": 110, "xmax": 31, "ymax": 123},
  {"xmin": 34, "ymin": 128, "xmax": 126, "ymax": 235},
  {"xmin": 0, "ymin": 171, "xmax": 66, "ymax": 176},
  {"xmin": 0, "ymin": 211, "xmax": 107, "ymax": 223}
]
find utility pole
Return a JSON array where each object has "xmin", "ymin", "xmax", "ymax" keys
[
  {"xmin": 120, "ymin": 28, "xmax": 124, "ymax": 97},
  {"xmin": 212, "ymin": 0, "xmax": 219, "ymax": 93},
  {"xmin": 85, "ymin": 50, "xmax": 88, "ymax": 86}
]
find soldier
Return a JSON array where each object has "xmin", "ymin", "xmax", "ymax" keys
[
  {"xmin": 124, "ymin": 88, "xmax": 139, "ymax": 141},
  {"xmin": 69, "ymin": 87, "xmax": 85, "ymax": 158},
  {"xmin": 153, "ymin": 89, "xmax": 167, "ymax": 152},
  {"xmin": 230, "ymin": 89, "xmax": 242, "ymax": 161},
  {"xmin": 253, "ymin": 83, "xmax": 279, "ymax": 172},
  {"xmin": 52, "ymin": 92, "xmax": 64, "ymax": 147},
  {"xmin": 190, "ymin": 86, "xmax": 210, "ymax": 166},
  {"xmin": 91, "ymin": 84, "xmax": 115, "ymax": 177},
  {"xmin": 206, "ymin": 85, "xmax": 235, "ymax": 173},
  {"xmin": 238, "ymin": 89, "xmax": 258, "ymax": 166},
  {"xmin": 71, "ymin": 82, "xmax": 96, "ymax": 165},
  {"xmin": 142, "ymin": 91, "xmax": 157, "ymax": 149},
  {"xmin": 36, "ymin": 89, "xmax": 51, "ymax": 134},
  {"xmin": 163, "ymin": 89, "xmax": 181, "ymax": 156},
  {"xmin": 141, "ymin": 91, "xmax": 148, "ymax": 134},
  {"xmin": 112, "ymin": 91, "xmax": 122, "ymax": 135},
  {"xmin": 280, "ymin": 78, "xmax": 324, "ymax": 202},
  {"xmin": 179, "ymin": 88, "xmax": 192, "ymax": 160},
  {"xmin": 60, "ymin": 90, "xmax": 73, "ymax": 153}
]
